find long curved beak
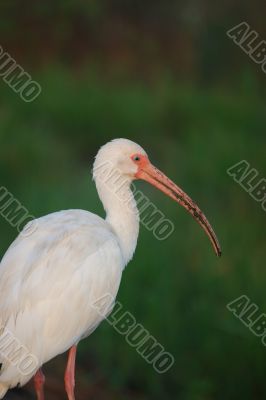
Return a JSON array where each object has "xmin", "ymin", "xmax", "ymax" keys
[{"xmin": 136, "ymin": 163, "xmax": 221, "ymax": 257}]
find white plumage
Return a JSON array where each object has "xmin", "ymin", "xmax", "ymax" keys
[
  {"xmin": 0, "ymin": 210, "xmax": 122, "ymax": 392},
  {"xmin": 0, "ymin": 139, "xmax": 220, "ymax": 399}
]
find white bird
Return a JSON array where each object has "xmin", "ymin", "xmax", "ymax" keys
[{"xmin": 0, "ymin": 139, "xmax": 221, "ymax": 400}]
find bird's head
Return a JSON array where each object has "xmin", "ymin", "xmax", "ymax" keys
[
  {"xmin": 93, "ymin": 138, "xmax": 221, "ymax": 257},
  {"xmin": 94, "ymin": 138, "xmax": 148, "ymax": 179}
]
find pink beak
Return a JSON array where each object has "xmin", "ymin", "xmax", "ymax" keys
[{"xmin": 136, "ymin": 162, "xmax": 221, "ymax": 257}]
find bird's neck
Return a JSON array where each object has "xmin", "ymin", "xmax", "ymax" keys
[{"xmin": 95, "ymin": 168, "xmax": 139, "ymax": 265}]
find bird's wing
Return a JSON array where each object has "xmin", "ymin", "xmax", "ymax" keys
[{"xmin": 0, "ymin": 210, "xmax": 123, "ymax": 370}]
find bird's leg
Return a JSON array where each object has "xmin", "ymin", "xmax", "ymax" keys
[
  {"xmin": 33, "ymin": 368, "xmax": 45, "ymax": 400},
  {"xmin": 64, "ymin": 345, "xmax": 77, "ymax": 400}
]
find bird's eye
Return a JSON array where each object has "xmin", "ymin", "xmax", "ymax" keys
[{"xmin": 133, "ymin": 155, "xmax": 141, "ymax": 162}]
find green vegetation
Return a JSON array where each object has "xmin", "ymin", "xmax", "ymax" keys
[{"xmin": 0, "ymin": 69, "xmax": 265, "ymax": 399}]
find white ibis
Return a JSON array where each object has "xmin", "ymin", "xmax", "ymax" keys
[{"xmin": 0, "ymin": 139, "xmax": 221, "ymax": 399}]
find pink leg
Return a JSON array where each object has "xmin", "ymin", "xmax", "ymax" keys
[
  {"xmin": 64, "ymin": 345, "xmax": 77, "ymax": 400},
  {"xmin": 33, "ymin": 369, "xmax": 45, "ymax": 400}
]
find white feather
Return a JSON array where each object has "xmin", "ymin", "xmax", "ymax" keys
[
  {"xmin": 0, "ymin": 139, "xmax": 148, "ymax": 396},
  {"xmin": 0, "ymin": 210, "xmax": 123, "ymax": 391}
]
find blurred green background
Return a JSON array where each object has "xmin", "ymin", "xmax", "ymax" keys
[{"xmin": 0, "ymin": 1, "xmax": 265, "ymax": 399}]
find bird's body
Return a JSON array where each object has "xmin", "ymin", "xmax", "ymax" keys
[
  {"xmin": 0, "ymin": 139, "xmax": 221, "ymax": 399},
  {"xmin": 0, "ymin": 210, "xmax": 124, "ymax": 395}
]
